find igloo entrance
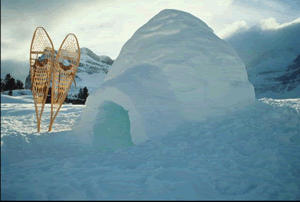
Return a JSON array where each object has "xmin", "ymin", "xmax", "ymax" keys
[{"xmin": 93, "ymin": 101, "xmax": 134, "ymax": 151}]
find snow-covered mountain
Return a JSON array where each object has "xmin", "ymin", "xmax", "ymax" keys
[
  {"xmin": 25, "ymin": 47, "xmax": 114, "ymax": 95},
  {"xmin": 225, "ymin": 23, "xmax": 300, "ymax": 99},
  {"xmin": 246, "ymin": 48, "xmax": 300, "ymax": 98}
]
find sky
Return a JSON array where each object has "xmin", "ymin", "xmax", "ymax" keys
[{"xmin": 1, "ymin": 0, "xmax": 300, "ymax": 83}]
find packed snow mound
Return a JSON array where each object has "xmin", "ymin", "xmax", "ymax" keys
[{"xmin": 75, "ymin": 9, "xmax": 255, "ymax": 147}]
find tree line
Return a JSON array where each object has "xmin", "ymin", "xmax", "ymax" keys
[
  {"xmin": 1, "ymin": 73, "xmax": 89, "ymax": 105},
  {"xmin": 45, "ymin": 86, "xmax": 89, "ymax": 105},
  {"xmin": 67, "ymin": 87, "xmax": 89, "ymax": 105},
  {"xmin": 1, "ymin": 73, "xmax": 24, "ymax": 95}
]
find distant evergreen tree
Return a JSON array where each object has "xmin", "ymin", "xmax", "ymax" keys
[
  {"xmin": 77, "ymin": 87, "xmax": 89, "ymax": 104},
  {"xmin": 1, "ymin": 78, "xmax": 5, "ymax": 92},
  {"xmin": 78, "ymin": 88, "xmax": 83, "ymax": 100},
  {"xmin": 48, "ymin": 87, "xmax": 52, "ymax": 96},
  {"xmin": 46, "ymin": 87, "xmax": 52, "ymax": 103},
  {"xmin": 2, "ymin": 74, "xmax": 27, "ymax": 92},
  {"xmin": 8, "ymin": 77, "xmax": 16, "ymax": 90},
  {"xmin": 64, "ymin": 95, "xmax": 68, "ymax": 103},
  {"xmin": 4, "ymin": 73, "xmax": 11, "ymax": 83},
  {"xmin": 16, "ymin": 80, "xmax": 24, "ymax": 89},
  {"xmin": 8, "ymin": 89, "xmax": 13, "ymax": 96},
  {"xmin": 4, "ymin": 73, "xmax": 17, "ymax": 91},
  {"xmin": 82, "ymin": 87, "xmax": 89, "ymax": 100},
  {"xmin": 4, "ymin": 74, "xmax": 12, "ymax": 91}
]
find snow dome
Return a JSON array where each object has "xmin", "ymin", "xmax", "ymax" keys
[{"xmin": 74, "ymin": 9, "xmax": 255, "ymax": 148}]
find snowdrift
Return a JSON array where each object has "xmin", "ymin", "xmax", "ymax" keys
[
  {"xmin": 74, "ymin": 9, "xmax": 255, "ymax": 148},
  {"xmin": 1, "ymin": 90, "xmax": 34, "ymax": 104},
  {"xmin": 1, "ymin": 98, "xmax": 300, "ymax": 200}
]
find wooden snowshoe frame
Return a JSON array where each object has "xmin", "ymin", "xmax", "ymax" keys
[
  {"xmin": 49, "ymin": 34, "xmax": 80, "ymax": 131},
  {"xmin": 29, "ymin": 27, "xmax": 55, "ymax": 132}
]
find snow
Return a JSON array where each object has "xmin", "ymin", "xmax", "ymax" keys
[
  {"xmin": 225, "ymin": 23, "xmax": 300, "ymax": 99},
  {"xmin": 69, "ymin": 71, "xmax": 106, "ymax": 95},
  {"xmin": 43, "ymin": 47, "xmax": 111, "ymax": 98},
  {"xmin": 246, "ymin": 48, "xmax": 300, "ymax": 99},
  {"xmin": 1, "ymin": 8, "xmax": 299, "ymax": 201},
  {"xmin": 76, "ymin": 9, "xmax": 255, "ymax": 149},
  {"xmin": 74, "ymin": 87, "xmax": 149, "ymax": 146},
  {"xmin": 1, "ymin": 90, "xmax": 34, "ymax": 104},
  {"xmin": 1, "ymin": 93, "xmax": 300, "ymax": 200}
]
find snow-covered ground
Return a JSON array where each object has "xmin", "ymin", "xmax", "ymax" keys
[{"xmin": 1, "ymin": 93, "xmax": 300, "ymax": 200}]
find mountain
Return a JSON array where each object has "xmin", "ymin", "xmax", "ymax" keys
[
  {"xmin": 225, "ymin": 22, "xmax": 300, "ymax": 99},
  {"xmin": 25, "ymin": 47, "xmax": 114, "ymax": 95},
  {"xmin": 246, "ymin": 48, "xmax": 300, "ymax": 98}
]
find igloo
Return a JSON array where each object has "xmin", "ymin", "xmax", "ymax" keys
[{"xmin": 74, "ymin": 9, "xmax": 255, "ymax": 148}]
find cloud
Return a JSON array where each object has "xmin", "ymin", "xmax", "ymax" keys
[
  {"xmin": 78, "ymin": 22, "xmax": 116, "ymax": 33},
  {"xmin": 224, "ymin": 0, "xmax": 300, "ymax": 27},
  {"xmin": 225, "ymin": 17, "xmax": 300, "ymax": 65},
  {"xmin": 260, "ymin": 0, "xmax": 290, "ymax": 13},
  {"xmin": 217, "ymin": 17, "xmax": 300, "ymax": 39},
  {"xmin": 1, "ymin": 0, "xmax": 299, "ymax": 69},
  {"xmin": 278, "ymin": 18, "xmax": 300, "ymax": 29},
  {"xmin": 0, "ymin": 0, "xmax": 107, "ymax": 55},
  {"xmin": 216, "ymin": 21, "xmax": 249, "ymax": 39},
  {"xmin": 0, "ymin": 41, "xmax": 10, "ymax": 49},
  {"xmin": 260, "ymin": 17, "xmax": 280, "ymax": 30},
  {"xmin": 232, "ymin": 0, "xmax": 297, "ymax": 13},
  {"xmin": 49, "ymin": 0, "xmax": 233, "ymax": 59},
  {"xmin": 260, "ymin": 17, "xmax": 300, "ymax": 30}
]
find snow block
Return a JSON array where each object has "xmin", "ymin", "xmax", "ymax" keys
[{"xmin": 74, "ymin": 9, "xmax": 255, "ymax": 148}]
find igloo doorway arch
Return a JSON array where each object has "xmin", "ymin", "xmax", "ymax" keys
[
  {"xmin": 93, "ymin": 101, "xmax": 134, "ymax": 151},
  {"xmin": 75, "ymin": 87, "xmax": 149, "ymax": 147}
]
